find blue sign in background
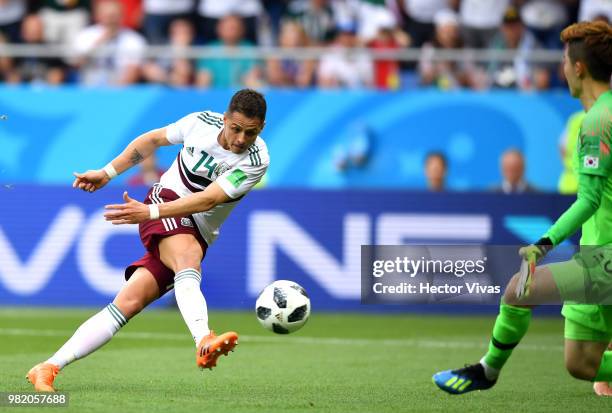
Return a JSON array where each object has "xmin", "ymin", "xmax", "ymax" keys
[
  {"xmin": 0, "ymin": 185, "xmax": 575, "ymax": 314},
  {"xmin": 0, "ymin": 87, "xmax": 580, "ymax": 191}
]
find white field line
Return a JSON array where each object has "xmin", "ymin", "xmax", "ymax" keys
[{"xmin": 0, "ymin": 328, "xmax": 564, "ymax": 352}]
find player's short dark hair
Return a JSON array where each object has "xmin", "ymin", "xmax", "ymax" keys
[
  {"xmin": 228, "ymin": 89, "xmax": 267, "ymax": 122},
  {"xmin": 561, "ymin": 21, "xmax": 612, "ymax": 82},
  {"xmin": 424, "ymin": 151, "xmax": 447, "ymax": 168}
]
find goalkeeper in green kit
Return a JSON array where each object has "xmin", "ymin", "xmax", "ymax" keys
[{"xmin": 434, "ymin": 20, "xmax": 612, "ymax": 395}]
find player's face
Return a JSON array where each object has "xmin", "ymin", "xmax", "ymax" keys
[
  {"xmin": 221, "ymin": 111, "xmax": 264, "ymax": 154},
  {"xmin": 563, "ymin": 44, "xmax": 581, "ymax": 98}
]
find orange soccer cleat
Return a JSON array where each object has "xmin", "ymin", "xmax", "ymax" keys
[
  {"xmin": 26, "ymin": 363, "xmax": 60, "ymax": 392},
  {"xmin": 196, "ymin": 331, "xmax": 238, "ymax": 370}
]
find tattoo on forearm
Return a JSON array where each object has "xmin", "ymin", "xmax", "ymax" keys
[{"xmin": 130, "ymin": 149, "xmax": 144, "ymax": 165}]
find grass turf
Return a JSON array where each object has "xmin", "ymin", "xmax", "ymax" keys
[{"xmin": 0, "ymin": 307, "xmax": 609, "ymax": 412}]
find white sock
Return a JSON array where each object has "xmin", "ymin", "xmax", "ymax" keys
[
  {"xmin": 480, "ymin": 357, "xmax": 500, "ymax": 381},
  {"xmin": 174, "ymin": 268, "xmax": 210, "ymax": 346},
  {"xmin": 47, "ymin": 303, "xmax": 127, "ymax": 369}
]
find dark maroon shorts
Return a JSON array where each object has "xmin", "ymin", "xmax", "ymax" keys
[{"xmin": 125, "ymin": 184, "xmax": 208, "ymax": 296}]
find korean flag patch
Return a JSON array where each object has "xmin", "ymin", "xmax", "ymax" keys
[{"xmin": 584, "ymin": 155, "xmax": 599, "ymax": 169}]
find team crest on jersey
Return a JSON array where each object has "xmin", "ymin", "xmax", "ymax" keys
[
  {"xmin": 584, "ymin": 155, "xmax": 599, "ymax": 169},
  {"xmin": 213, "ymin": 162, "xmax": 231, "ymax": 179},
  {"xmin": 186, "ymin": 147, "xmax": 194, "ymax": 156},
  {"xmin": 180, "ymin": 217, "xmax": 194, "ymax": 228}
]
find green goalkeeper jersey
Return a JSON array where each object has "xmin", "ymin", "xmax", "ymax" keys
[
  {"xmin": 577, "ymin": 91, "xmax": 612, "ymax": 246},
  {"xmin": 545, "ymin": 91, "xmax": 612, "ymax": 334},
  {"xmin": 544, "ymin": 90, "xmax": 612, "ymax": 246}
]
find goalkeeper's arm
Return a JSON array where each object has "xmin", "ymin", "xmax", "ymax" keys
[
  {"xmin": 542, "ymin": 173, "xmax": 606, "ymax": 246},
  {"xmin": 515, "ymin": 173, "xmax": 605, "ymax": 299}
]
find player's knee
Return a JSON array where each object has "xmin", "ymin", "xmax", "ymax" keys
[
  {"xmin": 173, "ymin": 249, "xmax": 202, "ymax": 272},
  {"xmin": 114, "ymin": 296, "xmax": 145, "ymax": 319},
  {"xmin": 503, "ymin": 273, "xmax": 539, "ymax": 308},
  {"xmin": 159, "ymin": 236, "xmax": 203, "ymax": 272},
  {"xmin": 161, "ymin": 241, "xmax": 202, "ymax": 272},
  {"xmin": 502, "ymin": 273, "xmax": 522, "ymax": 305},
  {"xmin": 565, "ymin": 358, "xmax": 599, "ymax": 381}
]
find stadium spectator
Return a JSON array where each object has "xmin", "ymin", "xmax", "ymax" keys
[
  {"xmin": 142, "ymin": 0, "xmax": 193, "ymax": 45},
  {"xmin": 167, "ymin": 58, "xmax": 194, "ymax": 87},
  {"xmin": 419, "ymin": 9, "xmax": 481, "ymax": 90},
  {"xmin": 518, "ymin": 0, "xmax": 569, "ymax": 49},
  {"xmin": 196, "ymin": 0, "xmax": 262, "ymax": 45},
  {"xmin": 487, "ymin": 6, "xmax": 550, "ymax": 90},
  {"xmin": 127, "ymin": 153, "xmax": 164, "ymax": 186},
  {"xmin": 459, "ymin": 0, "xmax": 509, "ymax": 49},
  {"xmin": 195, "ymin": 15, "xmax": 262, "ymax": 89},
  {"xmin": 0, "ymin": 33, "xmax": 16, "ymax": 83},
  {"xmin": 142, "ymin": 18, "xmax": 195, "ymax": 86},
  {"xmin": 368, "ymin": 11, "xmax": 408, "ymax": 90},
  {"xmin": 396, "ymin": 0, "xmax": 455, "ymax": 47},
  {"xmin": 36, "ymin": 0, "xmax": 90, "ymax": 45},
  {"xmin": 330, "ymin": 0, "xmax": 396, "ymax": 44},
  {"xmin": 117, "ymin": 0, "xmax": 143, "ymax": 30},
  {"xmin": 317, "ymin": 23, "xmax": 373, "ymax": 89},
  {"xmin": 266, "ymin": 20, "xmax": 316, "ymax": 88},
  {"xmin": 424, "ymin": 151, "xmax": 447, "ymax": 192},
  {"xmin": 72, "ymin": 0, "xmax": 147, "ymax": 86},
  {"xmin": 579, "ymin": 0, "xmax": 612, "ymax": 22},
  {"xmin": 492, "ymin": 148, "xmax": 538, "ymax": 194},
  {"xmin": 261, "ymin": 0, "xmax": 290, "ymax": 46},
  {"xmin": 0, "ymin": 0, "xmax": 26, "ymax": 43},
  {"xmin": 285, "ymin": 0, "xmax": 336, "ymax": 45},
  {"xmin": 9, "ymin": 14, "xmax": 66, "ymax": 85},
  {"xmin": 338, "ymin": 2, "xmax": 411, "ymax": 60}
]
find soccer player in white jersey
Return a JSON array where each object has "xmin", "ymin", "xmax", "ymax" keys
[{"xmin": 26, "ymin": 89, "xmax": 270, "ymax": 392}]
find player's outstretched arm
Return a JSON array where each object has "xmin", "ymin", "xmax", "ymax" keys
[
  {"xmin": 518, "ymin": 174, "xmax": 603, "ymax": 257},
  {"xmin": 514, "ymin": 172, "xmax": 605, "ymax": 298},
  {"xmin": 73, "ymin": 127, "xmax": 171, "ymax": 193},
  {"xmin": 103, "ymin": 182, "xmax": 231, "ymax": 225},
  {"xmin": 539, "ymin": 172, "xmax": 605, "ymax": 247}
]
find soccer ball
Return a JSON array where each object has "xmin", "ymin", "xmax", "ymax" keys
[{"xmin": 255, "ymin": 280, "xmax": 311, "ymax": 334}]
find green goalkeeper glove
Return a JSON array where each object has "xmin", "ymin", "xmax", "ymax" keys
[{"xmin": 515, "ymin": 237, "xmax": 553, "ymax": 299}]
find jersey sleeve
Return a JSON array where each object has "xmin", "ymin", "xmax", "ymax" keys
[
  {"xmin": 543, "ymin": 173, "xmax": 605, "ymax": 245},
  {"xmin": 166, "ymin": 112, "xmax": 200, "ymax": 145},
  {"xmin": 216, "ymin": 151, "xmax": 269, "ymax": 199},
  {"xmin": 577, "ymin": 119, "xmax": 612, "ymax": 177}
]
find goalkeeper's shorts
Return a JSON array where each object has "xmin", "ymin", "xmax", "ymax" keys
[
  {"xmin": 562, "ymin": 305, "xmax": 612, "ymax": 342},
  {"xmin": 547, "ymin": 247, "xmax": 612, "ymax": 341},
  {"xmin": 548, "ymin": 246, "xmax": 612, "ymax": 305}
]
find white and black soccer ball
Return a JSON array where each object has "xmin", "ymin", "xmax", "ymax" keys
[{"xmin": 255, "ymin": 280, "xmax": 311, "ymax": 334}]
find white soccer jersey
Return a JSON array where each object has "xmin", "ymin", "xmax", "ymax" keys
[{"xmin": 160, "ymin": 110, "xmax": 269, "ymax": 246}]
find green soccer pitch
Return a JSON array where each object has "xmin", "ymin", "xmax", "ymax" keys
[{"xmin": 1, "ymin": 308, "xmax": 609, "ymax": 413}]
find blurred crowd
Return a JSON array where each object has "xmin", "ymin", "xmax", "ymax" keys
[{"xmin": 0, "ymin": 0, "xmax": 611, "ymax": 90}]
